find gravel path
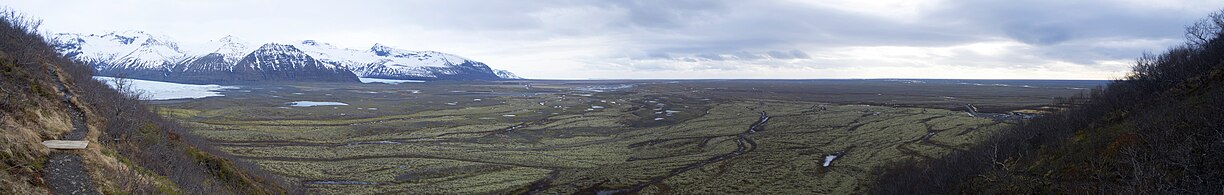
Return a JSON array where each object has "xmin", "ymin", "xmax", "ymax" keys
[
  {"xmin": 45, "ymin": 153, "xmax": 96, "ymax": 195},
  {"xmin": 44, "ymin": 69, "xmax": 99, "ymax": 195}
]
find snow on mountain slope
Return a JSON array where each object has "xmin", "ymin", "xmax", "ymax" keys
[
  {"xmin": 494, "ymin": 69, "xmax": 521, "ymax": 79},
  {"xmin": 240, "ymin": 43, "xmax": 342, "ymax": 71},
  {"xmin": 190, "ymin": 35, "xmax": 255, "ymax": 66},
  {"xmin": 227, "ymin": 43, "xmax": 358, "ymax": 82},
  {"xmin": 292, "ymin": 40, "xmax": 501, "ymax": 80},
  {"xmin": 52, "ymin": 31, "xmax": 516, "ymax": 82},
  {"xmin": 53, "ymin": 31, "xmax": 189, "ymax": 72},
  {"xmin": 294, "ymin": 41, "xmax": 453, "ymax": 68}
]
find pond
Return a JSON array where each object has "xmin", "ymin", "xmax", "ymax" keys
[{"xmin": 288, "ymin": 101, "xmax": 349, "ymax": 107}]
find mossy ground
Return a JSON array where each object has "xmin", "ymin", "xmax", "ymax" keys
[{"xmin": 153, "ymin": 80, "xmax": 1088, "ymax": 194}]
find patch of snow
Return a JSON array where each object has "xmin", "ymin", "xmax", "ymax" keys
[
  {"xmin": 494, "ymin": 69, "xmax": 521, "ymax": 79},
  {"xmin": 359, "ymin": 77, "xmax": 426, "ymax": 84},
  {"xmin": 573, "ymin": 84, "xmax": 634, "ymax": 92},
  {"xmin": 823, "ymin": 154, "xmax": 840, "ymax": 167},
  {"xmin": 92, "ymin": 76, "xmax": 235, "ymax": 100},
  {"xmin": 665, "ymin": 110, "xmax": 680, "ymax": 116},
  {"xmin": 288, "ymin": 101, "xmax": 348, "ymax": 107}
]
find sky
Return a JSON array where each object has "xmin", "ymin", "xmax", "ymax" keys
[{"xmin": 7, "ymin": 0, "xmax": 1224, "ymax": 80}]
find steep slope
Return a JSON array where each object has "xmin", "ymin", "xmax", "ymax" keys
[
  {"xmin": 494, "ymin": 69, "xmax": 522, "ymax": 79},
  {"xmin": 231, "ymin": 43, "xmax": 358, "ymax": 82},
  {"xmin": 1, "ymin": 10, "xmax": 287, "ymax": 194},
  {"xmin": 871, "ymin": 10, "xmax": 1224, "ymax": 194},
  {"xmin": 293, "ymin": 40, "xmax": 504, "ymax": 80},
  {"xmin": 52, "ymin": 33, "xmax": 362, "ymax": 84},
  {"xmin": 53, "ymin": 32, "xmax": 518, "ymax": 83},
  {"xmin": 172, "ymin": 35, "xmax": 255, "ymax": 74},
  {"xmin": 52, "ymin": 31, "xmax": 186, "ymax": 80},
  {"xmin": 171, "ymin": 53, "xmax": 235, "ymax": 83},
  {"xmin": 191, "ymin": 35, "xmax": 253, "ymax": 66}
]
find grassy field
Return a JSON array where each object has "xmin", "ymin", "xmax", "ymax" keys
[{"xmin": 152, "ymin": 79, "xmax": 1096, "ymax": 194}]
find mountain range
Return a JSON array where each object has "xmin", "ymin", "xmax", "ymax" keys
[{"xmin": 51, "ymin": 31, "xmax": 519, "ymax": 84}]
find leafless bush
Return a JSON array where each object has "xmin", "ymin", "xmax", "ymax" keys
[
  {"xmin": 1, "ymin": 7, "xmax": 293, "ymax": 194},
  {"xmin": 871, "ymin": 8, "xmax": 1224, "ymax": 194}
]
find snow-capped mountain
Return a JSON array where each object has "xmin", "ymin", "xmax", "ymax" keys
[
  {"xmin": 51, "ymin": 31, "xmax": 518, "ymax": 84},
  {"xmin": 292, "ymin": 40, "xmax": 503, "ymax": 80},
  {"xmin": 231, "ymin": 43, "xmax": 357, "ymax": 82},
  {"xmin": 494, "ymin": 69, "xmax": 521, "ymax": 79},
  {"xmin": 53, "ymin": 31, "xmax": 188, "ymax": 79},
  {"xmin": 189, "ymin": 35, "xmax": 254, "ymax": 66},
  {"xmin": 172, "ymin": 35, "xmax": 255, "ymax": 75}
]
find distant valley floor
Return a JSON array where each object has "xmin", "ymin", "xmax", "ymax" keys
[{"xmin": 144, "ymin": 79, "xmax": 1099, "ymax": 194}]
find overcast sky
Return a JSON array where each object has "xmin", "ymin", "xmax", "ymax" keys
[{"xmin": 7, "ymin": 0, "xmax": 1224, "ymax": 79}]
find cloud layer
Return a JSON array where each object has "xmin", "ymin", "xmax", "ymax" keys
[{"xmin": 8, "ymin": 0, "xmax": 1223, "ymax": 79}]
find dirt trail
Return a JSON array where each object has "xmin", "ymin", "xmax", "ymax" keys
[{"xmin": 44, "ymin": 68, "xmax": 99, "ymax": 195}]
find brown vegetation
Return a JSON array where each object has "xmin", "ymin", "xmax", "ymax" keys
[
  {"xmin": 0, "ymin": 8, "xmax": 291, "ymax": 194},
  {"xmin": 870, "ymin": 9, "xmax": 1224, "ymax": 194}
]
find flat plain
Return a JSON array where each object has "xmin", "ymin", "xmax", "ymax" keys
[{"xmin": 151, "ymin": 79, "xmax": 1102, "ymax": 194}]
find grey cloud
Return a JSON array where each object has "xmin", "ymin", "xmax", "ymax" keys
[
  {"xmin": 732, "ymin": 51, "xmax": 764, "ymax": 60},
  {"xmin": 1002, "ymin": 22, "xmax": 1073, "ymax": 45},
  {"xmin": 9, "ymin": 0, "xmax": 1223, "ymax": 79},
  {"xmin": 789, "ymin": 50, "xmax": 810, "ymax": 59},
  {"xmin": 605, "ymin": 0, "xmax": 727, "ymax": 29},
  {"xmin": 646, "ymin": 52, "xmax": 671, "ymax": 59},
  {"xmin": 695, "ymin": 53, "xmax": 724, "ymax": 61},
  {"xmin": 767, "ymin": 50, "xmax": 794, "ymax": 59}
]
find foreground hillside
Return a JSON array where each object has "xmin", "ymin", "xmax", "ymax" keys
[
  {"xmin": 0, "ymin": 10, "xmax": 287, "ymax": 194},
  {"xmin": 871, "ymin": 10, "xmax": 1224, "ymax": 194}
]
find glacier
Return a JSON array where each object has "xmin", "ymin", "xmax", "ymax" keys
[{"xmin": 92, "ymin": 76, "xmax": 235, "ymax": 100}]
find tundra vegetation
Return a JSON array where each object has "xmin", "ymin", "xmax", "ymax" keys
[{"xmin": 154, "ymin": 79, "xmax": 1096, "ymax": 194}]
